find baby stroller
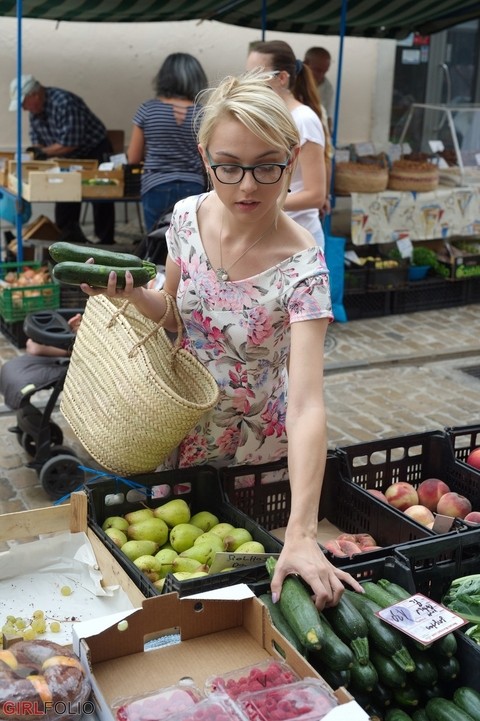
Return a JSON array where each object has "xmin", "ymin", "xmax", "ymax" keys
[{"xmin": 3, "ymin": 309, "xmax": 85, "ymax": 500}]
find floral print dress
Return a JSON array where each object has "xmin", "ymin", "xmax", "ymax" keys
[{"xmin": 163, "ymin": 193, "xmax": 333, "ymax": 470}]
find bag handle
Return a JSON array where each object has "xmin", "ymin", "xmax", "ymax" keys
[{"xmin": 107, "ymin": 289, "xmax": 183, "ymax": 359}]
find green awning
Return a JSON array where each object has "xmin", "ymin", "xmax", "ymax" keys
[{"xmin": 0, "ymin": 0, "xmax": 479, "ymax": 38}]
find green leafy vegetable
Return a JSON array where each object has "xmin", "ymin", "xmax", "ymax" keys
[{"xmin": 442, "ymin": 574, "xmax": 480, "ymax": 624}]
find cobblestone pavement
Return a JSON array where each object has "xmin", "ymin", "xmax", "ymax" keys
[{"xmin": 1, "ymin": 295, "xmax": 480, "ymax": 516}]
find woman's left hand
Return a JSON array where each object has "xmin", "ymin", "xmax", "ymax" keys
[{"xmin": 270, "ymin": 536, "xmax": 364, "ymax": 610}]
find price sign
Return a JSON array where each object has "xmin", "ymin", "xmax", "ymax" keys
[
  {"xmin": 354, "ymin": 142, "xmax": 376, "ymax": 157},
  {"xmin": 377, "ymin": 593, "xmax": 467, "ymax": 645},
  {"xmin": 396, "ymin": 236, "xmax": 413, "ymax": 259},
  {"xmin": 429, "ymin": 140, "xmax": 445, "ymax": 153}
]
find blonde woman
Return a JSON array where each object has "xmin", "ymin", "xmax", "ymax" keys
[{"xmin": 83, "ymin": 71, "xmax": 362, "ymax": 609}]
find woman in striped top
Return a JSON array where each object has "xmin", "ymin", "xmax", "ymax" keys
[{"xmin": 127, "ymin": 53, "xmax": 208, "ymax": 232}]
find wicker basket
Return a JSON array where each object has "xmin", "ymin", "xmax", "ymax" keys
[
  {"xmin": 334, "ymin": 162, "xmax": 389, "ymax": 195},
  {"xmin": 388, "ymin": 160, "xmax": 439, "ymax": 192}
]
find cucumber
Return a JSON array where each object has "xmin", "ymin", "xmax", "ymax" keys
[
  {"xmin": 265, "ymin": 557, "xmax": 325, "ymax": 650},
  {"xmin": 369, "ymin": 647, "xmax": 407, "ymax": 689},
  {"xmin": 435, "ymin": 653, "xmax": 460, "ymax": 681},
  {"xmin": 311, "ymin": 613, "xmax": 355, "ymax": 671},
  {"xmin": 426, "ymin": 697, "xmax": 476, "ymax": 721},
  {"xmin": 453, "ymin": 687, "xmax": 480, "ymax": 718},
  {"xmin": 386, "ymin": 710, "xmax": 413, "ymax": 721},
  {"xmin": 393, "ymin": 684, "xmax": 421, "ymax": 708},
  {"xmin": 412, "ymin": 710, "xmax": 429, "ymax": 721},
  {"xmin": 345, "ymin": 590, "xmax": 416, "ymax": 672},
  {"xmin": 49, "ymin": 241, "xmax": 146, "ymax": 267},
  {"xmin": 348, "ymin": 658, "xmax": 378, "ymax": 693},
  {"xmin": 409, "ymin": 649, "xmax": 438, "ymax": 687},
  {"xmin": 322, "ymin": 593, "xmax": 370, "ymax": 665},
  {"xmin": 52, "ymin": 261, "xmax": 156, "ymax": 289},
  {"xmin": 258, "ymin": 593, "xmax": 305, "ymax": 654}
]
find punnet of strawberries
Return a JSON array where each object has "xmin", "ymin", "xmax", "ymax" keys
[{"xmin": 206, "ymin": 660, "xmax": 300, "ymax": 700}]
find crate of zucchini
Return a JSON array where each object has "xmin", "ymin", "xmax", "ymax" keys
[
  {"xmin": 86, "ymin": 465, "xmax": 283, "ymax": 598},
  {"xmin": 257, "ymin": 554, "xmax": 480, "ymax": 720},
  {"xmin": 221, "ymin": 454, "xmax": 433, "ymax": 569}
]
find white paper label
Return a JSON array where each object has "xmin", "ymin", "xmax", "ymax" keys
[
  {"xmin": 208, "ymin": 552, "xmax": 279, "ymax": 575},
  {"xmin": 429, "ymin": 140, "xmax": 445, "ymax": 153},
  {"xmin": 377, "ymin": 593, "xmax": 467, "ymax": 645},
  {"xmin": 396, "ymin": 237, "xmax": 413, "ymax": 258},
  {"xmin": 389, "ymin": 144, "xmax": 402, "ymax": 161},
  {"xmin": 438, "ymin": 157, "xmax": 449, "ymax": 169},
  {"xmin": 475, "ymin": 153, "xmax": 480, "ymax": 166},
  {"xmin": 355, "ymin": 142, "xmax": 376, "ymax": 157},
  {"xmin": 335, "ymin": 149, "xmax": 350, "ymax": 163},
  {"xmin": 402, "ymin": 143, "xmax": 412, "ymax": 156}
]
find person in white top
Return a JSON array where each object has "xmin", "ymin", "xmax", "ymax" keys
[{"xmin": 246, "ymin": 40, "xmax": 328, "ymax": 248}]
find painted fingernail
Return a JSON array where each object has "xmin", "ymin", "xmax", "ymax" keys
[{"xmin": 271, "ymin": 593, "xmax": 278, "ymax": 604}]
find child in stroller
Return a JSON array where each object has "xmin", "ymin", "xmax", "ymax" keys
[{"xmin": 0, "ymin": 308, "xmax": 85, "ymax": 500}]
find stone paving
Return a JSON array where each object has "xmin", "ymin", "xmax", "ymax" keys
[{"xmin": 1, "ymin": 300, "xmax": 480, "ymax": 515}]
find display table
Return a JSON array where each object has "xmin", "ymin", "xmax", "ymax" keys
[{"xmin": 350, "ymin": 186, "xmax": 480, "ymax": 245}]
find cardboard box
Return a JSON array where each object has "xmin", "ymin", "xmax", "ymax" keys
[
  {"xmin": 74, "ymin": 593, "xmax": 368, "ymax": 721},
  {"xmin": 81, "ymin": 169, "xmax": 124, "ymax": 198},
  {"xmin": 8, "ymin": 160, "xmax": 82, "ymax": 202},
  {"xmin": 437, "ymin": 239, "xmax": 480, "ymax": 279}
]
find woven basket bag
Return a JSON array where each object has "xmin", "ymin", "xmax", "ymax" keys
[{"xmin": 60, "ymin": 291, "xmax": 219, "ymax": 475}]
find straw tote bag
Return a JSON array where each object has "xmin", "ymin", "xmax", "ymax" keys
[{"xmin": 60, "ymin": 290, "xmax": 219, "ymax": 475}]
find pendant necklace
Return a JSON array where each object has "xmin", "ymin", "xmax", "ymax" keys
[{"xmin": 216, "ymin": 216, "xmax": 275, "ymax": 282}]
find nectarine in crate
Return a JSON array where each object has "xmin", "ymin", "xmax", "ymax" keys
[{"xmin": 336, "ymin": 430, "xmax": 479, "ymax": 534}]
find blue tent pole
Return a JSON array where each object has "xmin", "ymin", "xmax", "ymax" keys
[{"xmin": 15, "ymin": 0, "xmax": 24, "ymax": 263}]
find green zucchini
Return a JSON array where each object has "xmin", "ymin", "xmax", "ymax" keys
[
  {"xmin": 432, "ymin": 631, "xmax": 458, "ymax": 658},
  {"xmin": 377, "ymin": 579, "xmax": 413, "ymax": 600},
  {"xmin": 426, "ymin": 697, "xmax": 476, "ymax": 721},
  {"xmin": 412, "ymin": 710, "xmax": 429, "ymax": 721},
  {"xmin": 386, "ymin": 709, "xmax": 413, "ymax": 721},
  {"xmin": 311, "ymin": 613, "xmax": 355, "ymax": 671},
  {"xmin": 345, "ymin": 590, "xmax": 416, "ymax": 672},
  {"xmin": 258, "ymin": 593, "xmax": 305, "ymax": 654},
  {"xmin": 435, "ymin": 653, "xmax": 460, "ymax": 681},
  {"xmin": 420, "ymin": 684, "xmax": 443, "ymax": 703},
  {"xmin": 373, "ymin": 681, "xmax": 394, "ymax": 709},
  {"xmin": 53, "ymin": 261, "xmax": 156, "ymax": 288},
  {"xmin": 309, "ymin": 663, "xmax": 350, "ymax": 690},
  {"xmin": 409, "ymin": 649, "xmax": 438, "ymax": 687},
  {"xmin": 362, "ymin": 580, "xmax": 402, "ymax": 607},
  {"xmin": 265, "ymin": 557, "xmax": 325, "ymax": 650},
  {"xmin": 49, "ymin": 241, "xmax": 146, "ymax": 268},
  {"xmin": 369, "ymin": 647, "xmax": 407, "ymax": 689},
  {"xmin": 453, "ymin": 687, "xmax": 480, "ymax": 718},
  {"xmin": 393, "ymin": 684, "xmax": 421, "ymax": 708},
  {"xmin": 348, "ymin": 658, "xmax": 378, "ymax": 693},
  {"xmin": 322, "ymin": 593, "xmax": 370, "ymax": 665}
]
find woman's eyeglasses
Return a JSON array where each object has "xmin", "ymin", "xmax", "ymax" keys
[{"xmin": 206, "ymin": 150, "xmax": 288, "ymax": 185}]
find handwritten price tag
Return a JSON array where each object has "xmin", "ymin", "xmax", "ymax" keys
[{"xmin": 377, "ymin": 593, "xmax": 467, "ymax": 645}]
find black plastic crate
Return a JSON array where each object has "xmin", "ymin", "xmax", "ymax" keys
[
  {"xmin": 123, "ymin": 164, "xmax": 143, "ymax": 197},
  {"xmin": 336, "ymin": 430, "xmax": 479, "ymax": 532},
  {"xmin": 343, "ymin": 267, "xmax": 368, "ymax": 294},
  {"xmin": 59, "ymin": 284, "xmax": 88, "ymax": 309},
  {"xmin": 392, "ymin": 277, "xmax": 468, "ymax": 314},
  {"xmin": 445, "ymin": 424, "xmax": 480, "ymax": 467},
  {"xmin": 367, "ymin": 264, "xmax": 408, "ymax": 290},
  {"xmin": 86, "ymin": 465, "xmax": 282, "ymax": 598},
  {"xmin": 466, "ymin": 275, "xmax": 480, "ymax": 303},
  {"xmin": 343, "ymin": 290, "xmax": 391, "ymax": 320},
  {"xmin": 221, "ymin": 454, "xmax": 433, "ymax": 567},
  {"xmin": 0, "ymin": 316, "xmax": 27, "ymax": 348}
]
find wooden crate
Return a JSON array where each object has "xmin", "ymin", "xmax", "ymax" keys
[
  {"xmin": 81, "ymin": 169, "xmax": 124, "ymax": 198},
  {"xmin": 1, "ymin": 492, "xmax": 145, "ymax": 609},
  {"xmin": 8, "ymin": 160, "xmax": 82, "ymax": 202},
  {"xmin": 53, "ymin": 158, "xmax": 99, "ymax": 174},
  {"xmin": 0, "ymin": 151, "xmax": 15, "ymax": 187}
]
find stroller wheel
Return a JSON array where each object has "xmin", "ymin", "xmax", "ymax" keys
[
  {"xmin": 39, "ymin": 454, "xmax": 85, "ymax": 501},
  {"xmin": 20, "ymin": 423, "xmax": 64, "ymax": 457}
]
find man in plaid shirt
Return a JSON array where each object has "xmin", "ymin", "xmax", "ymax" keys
[{"xmin": 9, "ymin": 74, "xmax": 115, "ymax": 245}]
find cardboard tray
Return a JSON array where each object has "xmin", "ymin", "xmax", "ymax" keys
[
  {"xmin": 86, "ymin": 466, "xmax": 283, "ymax": 598},
  {"xmin": 73, "ymin": 592, "xmax": 365, "ymax": 721},
  {"xmin": 8, "ymin": 160, "xmax": 82, "ymax": 202},
  {"xmin": 81, "ymin": 169, "xmax": 124, "ymax": 198},
  {"xmin": 336, "ymin": 430, "xmax": 479, "ymax": 531},
  {"xmin": 0, "ymin": 492, "xmax": 145, "ymax": 609},
  {"xmin": 221, "ymin": 453, "xmax": 433, "ymax": 567}
]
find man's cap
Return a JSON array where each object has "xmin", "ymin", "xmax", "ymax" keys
[{"xmin": 9, "ymin": 74, "xmax": 38, "ymax": 112}]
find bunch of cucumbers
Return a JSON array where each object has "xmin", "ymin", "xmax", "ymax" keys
[
  {"xmin": 49, "ymin": 241, "xmax": 157, "ymax": 289},
  {"xmin": 262, "ymin": 559, "xmax": 480, "ymax": 721}
]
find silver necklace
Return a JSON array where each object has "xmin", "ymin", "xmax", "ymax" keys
[{"xmin": 216, "ymin": 218, "xmax": 275, "ymax": 282}]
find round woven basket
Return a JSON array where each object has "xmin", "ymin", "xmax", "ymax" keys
[
  {"xmin": 334, "ymin": 162, "xmax": 389, "ymax": 195},
  {"xmin": 388, "ymin": 160, "xmax": 439, "ymax": 192}
]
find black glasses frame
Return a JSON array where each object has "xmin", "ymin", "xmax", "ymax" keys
[{"xmin": 206, "ymin": 150, "xmax": 289, "ymax": 185}]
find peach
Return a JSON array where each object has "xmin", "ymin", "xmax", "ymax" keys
[
  {"xmin": 337, "ymin": 539, "xmax": 363, "ymax": 557},
  {"xmin": 417, "ymin": 478, "xmax": 451, "ymax": 512},
  {"xmin": 367, "ymin": 489, "xmax": 388, "ymax": 503},
  {"xmin": 355, "ymin": 533, "xmax": 377, "ymax": 549},
  {"xmin": 323, "ymin": 540, "xmax": 348, "ymax": 557},
  {"xmin": 464, "ymin": 511, "xmax": 480, "ymax": 524},
  {"xmin": 403, "ymin": 505, "xmax": 435, "ymax": 526},
  {"xmin": 384, "ymin": 482, "xmax": 419, "ymax": 511},
  {"xmin": 466, "ymin": 448, "xmax": 480, "ymax": 470},
  {"xmin": 436, "ymin": 492, "xmax": 472, "ymax": 520}
]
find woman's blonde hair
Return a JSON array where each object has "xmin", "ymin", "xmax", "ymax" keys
[{"xmin": 196, "ymin": 70, "xmax": 300, "ymax": 209}]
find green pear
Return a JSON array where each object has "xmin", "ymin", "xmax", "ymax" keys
[
  {"xmin": 104, "ymin": 527, "xmax": 128, "ymax": 548},
  {"xmin": 173, "ymin": 572, "xmax": 195, "ymax": 581},
  {"xmin": 188, "ymin": 570, "xmax": 209, "ymax": 578},
  {"xmin": 124, "ymin": 508, "xmax": 154, "ymax": 525},
  {"xmin": 153, "ymin": 498, "xmax": 191, "ymax": 527},
  {"xmin": 189, "ymin": 510, "xmax": 220, "ymax": 532},
  {"xmin": 210, "ymin": 522, "xmax": 235, "ymax": 539},
  {"xmin": 223, "ymin": 528, "xmax": 253, "ymax": 551},
  {"xmin": 127, "ymin": 518, "xmax": 169, "ymax": 546},
  {"xmin": 102, "ymin": 516, "xmax": 129, "ymax": 532},
  {"xmin": 169, "ymin": 523, "xmax": 204, "ymax": 552},
  {"xmin": 121, "ymin": 540, "xmax": 158, "ymax": 561},
  {"xmin": 235, "ymin": 541, "xmax": 266, "ymax": 554},
  {"xmin": 154, "ymin": 548, "xmax": 178, "ymax": 578},
  {"xmin": 194, "ymin": 532, "xmax": 224, "ymax": 553},
  {"xmin": 153, "ymin": 578, "xmax": 166, "ymax": 593},
  {"xmin": 172, "ymin": 556, "xmax": 206, "ymax": 574},
  {"xmin": 133, "ymin": 555, "xmax": 162, "ymax": 581},
  {"xmin": 180, "ymin": 540, "xmax": 219, "ymax": 566}
]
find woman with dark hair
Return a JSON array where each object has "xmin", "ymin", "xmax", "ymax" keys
[
  {"xmin": 128, "ymin": 53, "xmax": 208, "ymax": 232},
  {"xmin": 246, "ymin": 40, "xmax": 328, "ymax": 247}
]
